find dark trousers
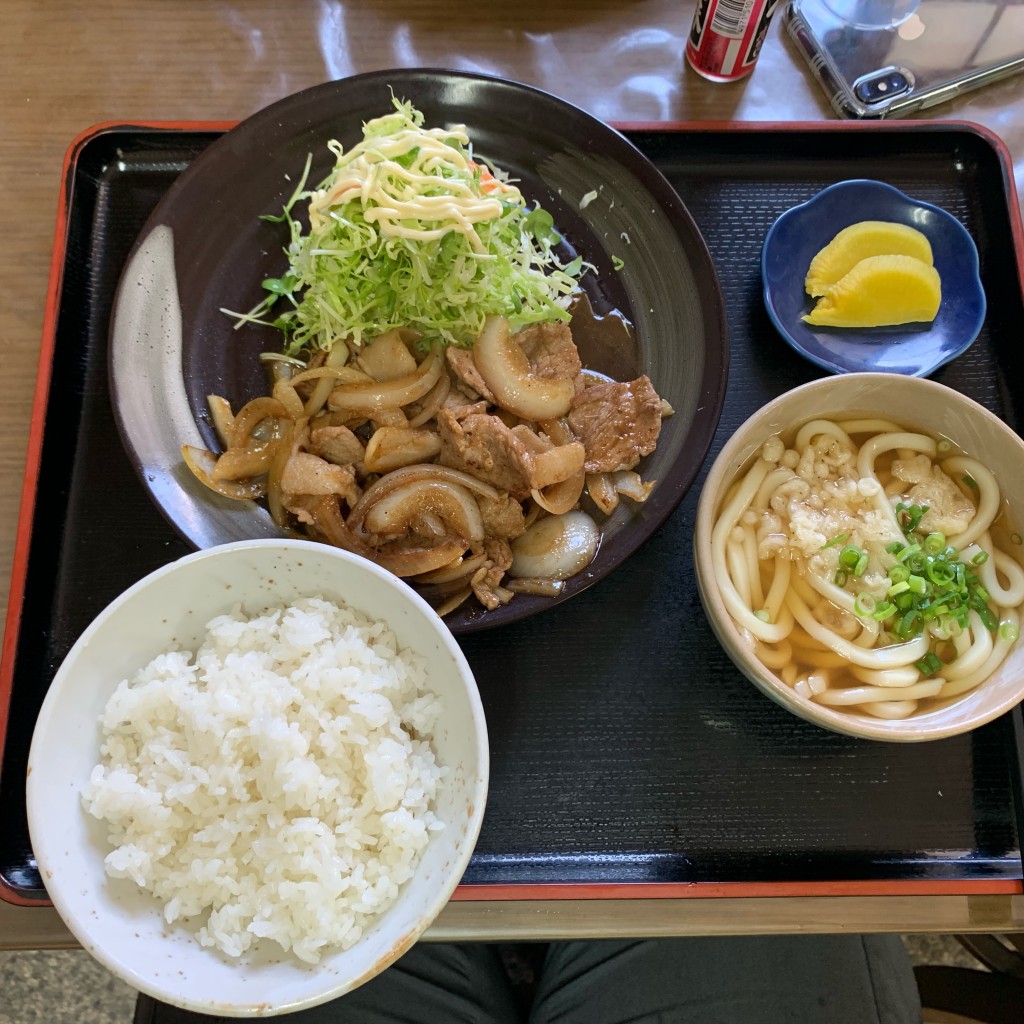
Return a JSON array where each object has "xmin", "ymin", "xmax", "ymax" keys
[{"xmin": 136, "ymin": 934, "xmax": 922, "ymax": 1023}]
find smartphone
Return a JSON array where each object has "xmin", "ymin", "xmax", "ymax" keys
[{"xmin": 785, "ymin": 0, "xmax": 1024, "ymax": 119}]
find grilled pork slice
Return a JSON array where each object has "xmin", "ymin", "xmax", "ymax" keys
[
  {"xmin": 515, "ymin": 321, "xmax": 582, "ymax": 382},
  {"xmin": 567, "ymin": 375, "xmax": 663, "ymax": 474}
]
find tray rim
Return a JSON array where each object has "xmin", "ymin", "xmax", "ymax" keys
[{"xmin": 3, "ymin": 117, "xmax": 1023, "ymax": 909}]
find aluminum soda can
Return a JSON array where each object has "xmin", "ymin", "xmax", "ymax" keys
[{"xmin": 686, "ymin": 0, "xmax": 781, "ymax": 82}]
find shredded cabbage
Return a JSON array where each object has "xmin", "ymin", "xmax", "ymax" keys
[{"xmin": 227, "ymin": 97, "xmax": 585, "ymax": 353}]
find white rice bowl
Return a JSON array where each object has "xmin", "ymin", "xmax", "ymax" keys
[
  {"xmin": 27, "ymin": 541, "xmax": 488, "ymax": 1017},
  {"xmin": 84, "ymin": 597, "xmax": 446, "ymax": 964}
]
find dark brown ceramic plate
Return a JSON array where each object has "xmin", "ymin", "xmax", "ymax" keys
[{"xmin": 109, "ymin": 69, "xmax": 728, "ymax": 633}]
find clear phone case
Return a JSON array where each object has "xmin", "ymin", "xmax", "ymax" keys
[{"xmin": 785, "ymin": 0, "xmax": 1024, "ymax": 119}]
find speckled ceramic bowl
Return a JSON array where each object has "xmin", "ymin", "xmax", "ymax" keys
[
  {"xmin": 109, "ymin": 68, "xmax": 728, "ymax": 635},
  {"xmin": 27, "ymin": 540, "xmax": 487, "ymax": 1016},
  {"xmin": 694, "ymin": 373, "xmax": 1024, "ymax": 742}
]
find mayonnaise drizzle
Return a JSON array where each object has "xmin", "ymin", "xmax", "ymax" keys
[{"xmin": 307, "ymin": 120, "xmax": 522, "ymax": 254}]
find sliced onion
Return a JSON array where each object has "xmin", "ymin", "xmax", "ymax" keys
[
  {"xmin": 266, "ymin": 418, "xmax": 307, "ymax": 527},
  {"xmin": 272, "ymin": 378, "xmax": 305, "ymax": 420},
  {"xmin": 416, "ymin": 576, "xmax": 481, "ymax": 602},
  {"xmin": 357, "ymin": 328, "xmax": 419, "ymax": 380},
  {"xmin": 509, "ymin": 510, "xmax": 600, "ymax": 580},
  {"xmin": 259, "ymin": 351, "xmax": 306, "ymax": 369},
  {"xmin": 182, "ymin": 445, "xmax": 265, "ymax": 500},
  {"xmin": 211, "ymin": 439, "xmax": 284, "ymax": 481},
  {"xmin": 290, "ymin": 366, "xmax": 369, "ymax": 388},
  {"xmin": 376, "ymin": 540, "xmax": 469, "ymax": 578},
  {"xmin": 313, "ymin": 496, "xmax": 381, "ymax": 558},
  {"xmin": 531, "ymin": 441, "xmax": 586, "ymax": 490},
  {"xmin": 229, "ymin": 397, "xmax": 289, "ymax": 449},
  {"xmin": 416, "ymin": 512, "xmax": 448, "ymax": 538},
  {"xmin": 586, "ymin": 472, "xmax": 619, "ymax": 515},
  {"xmin": 407, "ymin": 374, "xmax": 451, "ymax": 428},
  {"xmin": 348, "ymin": 465, "xmax": 499, "ymax": 528},
  {"xmin": 538, "ymin": 417, "xmax": 576, "ymax": 446},
  {"xmin": 612, "ymin": 470, "xmax": 655, "ymax": 503},
  {"xmin": 297, "ymin": 343, "xmax": 359, "ymax": 418},
  {"xmin": 504, "ymin": 577, "xmax": 566, "ymax": 597},
  {"xmin": 532, "ymin": 475, "xmax": 584, "ymax": 516},
  {"xmin": 522, "ymin": 499, "xmax": 543, "ymax": 530},
  {"xmin": 329, "ymin": 350, "xmax": 443, "ymax": 411},
  {"xmin": 528, "ymin": 418, "xmax": 586, "ymax": 512},
  {"xmin": 317, "ymin": 496, "xmax": 468, "ymax": 577},
  {"xmin": 363, "ymin": 480, "xmax": 485, "ymax": 542},
  {"xmin": 433, "ymin": 587, "xmax": 474, "ymax": 618},
  {"xmin": 370, "ymin": 406, "xmax": 409, "ymax": 428},
  {"xmin": 206, "ymin": 395, "xmax": 234, "ymax": 449},
  {"xmin": 472, "ymin": 316, "xmax": 573, "ymax": 420},
  {"xmin": 414, "ymin": 552, "xmax": 489, "ymax": 584},
  {"xmin": 364, "ymin": 427, "xmax": 443, "ymax": 473}
]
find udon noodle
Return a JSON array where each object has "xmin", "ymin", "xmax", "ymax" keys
[{"xmin": 713, "ymin": 418, "xmax": 1024, "ymax": 719}]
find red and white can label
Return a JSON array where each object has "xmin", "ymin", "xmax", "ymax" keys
[{"xmin": 686, "ymin": 0, "xmax": 780, "ymax": 81}]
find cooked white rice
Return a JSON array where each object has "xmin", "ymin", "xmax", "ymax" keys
[{"xmin": 82, "ymin": 596, "xmax": 445, "ymax": 964}]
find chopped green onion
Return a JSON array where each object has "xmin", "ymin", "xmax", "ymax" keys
[
  {"xmin": 896, "ymin": 609, "xmax": 921, "ymax": 639},
  {"xmin": 896, "ymin": 503, "xmax": 929, "ymax": 534},
  {"xmin": 859, "ymin": 502, "xmax": 1005, "ymax": 660},
  {"xmin": 822, "ymin": 534, "xmax": 849, "ymax": 550},
  {"xmin": 937, "ymin": 439, "xmax": 953, "ymax": 453},
  {"xmin": 872, "ymin": 601, "xmax": 897, "ymax": 620},
  {"xmin": 834, "ymin": 569, "xmax": 849, "ymax": 588},
  {"xmin": 755, "ymin": 610, "xmax": 771, "ymax": 623},
  {"xmin": 962, "ymin": 474, "xmax": 977, "ymax": 489},
  {"xmin": 854, "ymin": 593, "xmax": 877, "ymax": 616},
  {"xmin": 1000, "ymin": 621, "xmax": 1019, "ymax": 643},
  {"xmin": 839, "ymin": 545, "xmax": 863, "ymax": 569},
  {"xmin": 897, "ymin": 543, "xmax": 922, "ymax": 563},
  {"xmin": 941, "ymin": 616, "xmax": 963, "ymax": 638},
  {"xmin": 854, "ymin": 554, "xmax": 869, "ymax": 577},
  {"xmin": 976, "ymin": 604, "xmax": 999, "ymax": 631},
  {"xmin": 925, "ymin": 561, "xmax": 956, "ymax": 586}
]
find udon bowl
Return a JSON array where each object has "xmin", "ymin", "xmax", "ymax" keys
[
  {"xmin": 27, "ymin": 539, "xmax": 488, "ymax": 1016},
  {"xmin": 694, "ymin": 373, "xmax": 1024, "ymax": 742}
]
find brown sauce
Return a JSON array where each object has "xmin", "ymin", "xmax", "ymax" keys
[{"xmin": 567, "ymin": 292, "xmax": 639, "ymax": 383}]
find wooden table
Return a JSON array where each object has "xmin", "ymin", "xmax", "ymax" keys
[{"xmin": 2, "ymin": 0, "xmax": 1023, "ymax": 949}]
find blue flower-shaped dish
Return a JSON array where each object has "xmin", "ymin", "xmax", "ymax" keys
[{"xmin": 761, "ymin": 180, "xmax": 986, "ymax": 376}]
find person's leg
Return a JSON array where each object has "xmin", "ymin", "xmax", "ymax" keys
[
  {"xmin": 529, "ymin": 934, "xmax": 920, "ymax": 1024},
  {"xmin": 135, "ymin": 943, "xmax": 521, "ymax": 1024}
]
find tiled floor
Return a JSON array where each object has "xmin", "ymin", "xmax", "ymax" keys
[
  {"xmin": 1, "ymin": 950, "xmax": 136, "ymax": 1024},
  {"xmin": 1, "ymin": 935, "xmax": 987, "ymax": 1023}
]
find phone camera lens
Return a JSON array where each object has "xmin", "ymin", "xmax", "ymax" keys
[{"xmin": 854, "ymin": 69, "xmax": 911, "ymax": 103}]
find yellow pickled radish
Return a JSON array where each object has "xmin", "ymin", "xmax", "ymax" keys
[
  {"xmin": 802, "ymin": 255, "xmax": 941, "ymax": 328},
  {"xmin": 804, "ymin": 221, "xmax": 933, "ymax": 297}
]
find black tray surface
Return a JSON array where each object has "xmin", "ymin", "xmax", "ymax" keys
[{"xmin": 2, "ymin": 124, "xmax": 1021, "ymax": 901}]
